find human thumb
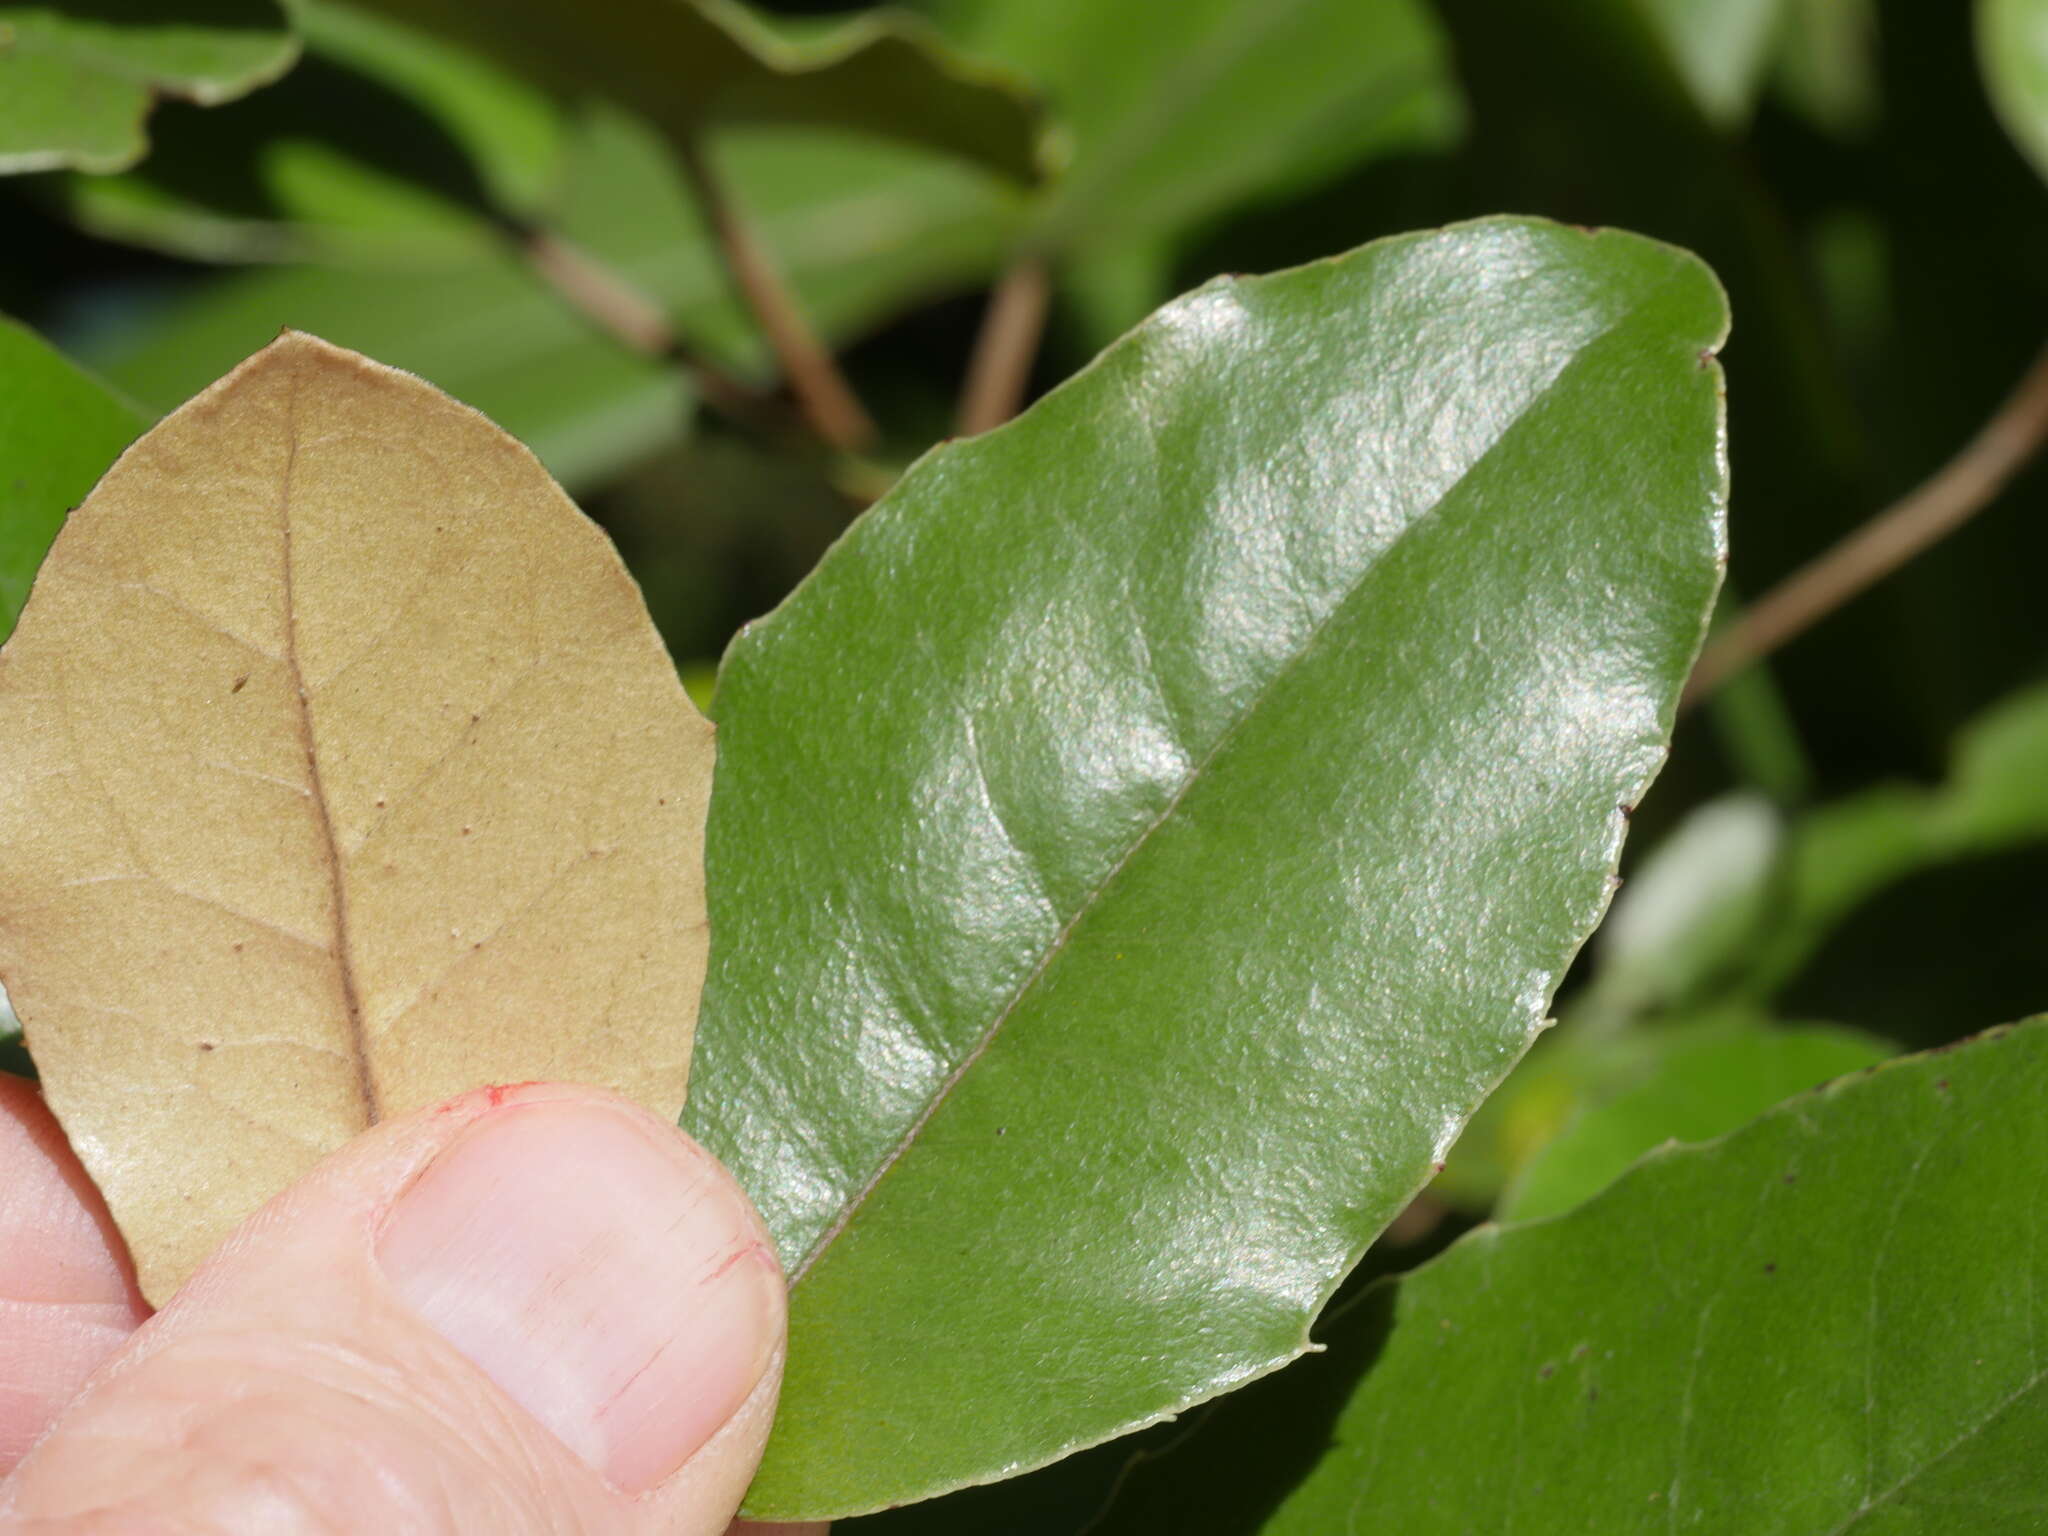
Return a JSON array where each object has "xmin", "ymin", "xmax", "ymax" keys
[{"xmin": 0, "ymin": 1082, "xmax": 786, "ymax": 1535}]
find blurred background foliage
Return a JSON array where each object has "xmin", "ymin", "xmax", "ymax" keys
[{"xmin": 5, "ymin": 0, "xmax": 2048, "ymax": 1527}]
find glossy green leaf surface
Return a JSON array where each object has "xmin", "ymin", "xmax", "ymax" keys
[
  {"xmin": 0, "ymin": 1, "xmax": 298, "ymax": 174},
  {"xmin": 920, "ymin": 0, "xmax": 1457, "ymax": 255},
  {"xmin": 1501, "ymin": 1020, "xmax": 1890, "ymax": 1221},
  {"xmin": 349, "ymin": 0, "xmax": 1042, "ymax": 183},
  {"xmin": 0, "ymin": 317, "xmax": 145, "ymax": 641},
  {"xmin": 1270, "ymin": 1018, "xmax": 2048, "ymax": 1533},
  {"xmin": 689, "ymin": 217, "xmax": 1729, "ymax": 1518},
  {"xmin": 1983, "ymin": 0, "xmax": 2048, "ymax": 184}
]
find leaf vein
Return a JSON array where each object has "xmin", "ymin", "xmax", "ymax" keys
[{"xmin": 788, "ymin": 259, "xmax": 1695, "ymax": 1283}]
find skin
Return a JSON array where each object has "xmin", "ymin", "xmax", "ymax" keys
[{"xmin": 0, "ymin": 1073, "xmax": 829, "ymax": 1536}]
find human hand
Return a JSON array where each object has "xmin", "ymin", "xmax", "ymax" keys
[{"xmin": 0, "ymin": 1074, "xmax": 823, "ymax": 1535}]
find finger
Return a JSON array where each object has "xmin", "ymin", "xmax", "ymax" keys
[
  {"xmin": 0, "ymin": 1075, "xmax": 148, "ymax": 1473},
  {"xmin": 1, "ymin": 1083, "xmax": 784, "ymax": 1535}
]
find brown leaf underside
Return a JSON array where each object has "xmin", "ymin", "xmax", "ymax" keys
[{"xmin": 0, "ymin": 333, "xmax": 714, "ymax": 1304}]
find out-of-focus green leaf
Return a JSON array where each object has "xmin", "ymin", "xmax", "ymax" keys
[
  {"xmin": 1565, "ymin": 680, "xmax": 2048, "ymax": 1045},
  {"xmin": 0, "ymin": 316, "xmax": 145, "ymax": 640},
  {"xmin": 350, "ymin": 0, "xmax": 1043, "ymax": 182},
  {"xmin": 0, "ymin": 1, "xmax": 299, "ymax": 174},
  {"xmin": 295, "ymin": 2, "xmax": 559, "ymax": 212},
  {"xmin": 1634, "ymin": 0, "xmax": 1785, "ymax": 126},
  {"xmin": 1269, "ymin": 1018, "xmax": 2048, "ymax": 1533},
  {"xmin": 922, "ymin": 0, "xmax": 1457, "ymax": 263},
  {"xmin": 1983, "ymin": 0, "xmax": 2048, "ymax": 184},
  {"xmin": 1444, "ymin": 680, "xmax": 2048, "ymax": 1213},
  {"xmin": 1584, "ymin": 792, "xmax": 1781, "ymax": 1022},
  {"xmin": 561, "ymin": 116, "xmax": 1022, "ymax": 376},
  {"xmin": 1431, "ymin": 1019, "xmax": 1671, "ymax": 1211},
  {"xmin": 1501, "ymin": 1020, "xmax": 1890, "ymax": 1221},
  {"xmin": 688, "ymin": 217, "xmax": 1728, "ymax": 1519},
  {"xmin": 1771, "ymin": 0, "xmax": 1879, "ymax": 137},
  {"xmin": 59, "ymin": 1, "xmax": 565, "ymax": 265},
  {"xmin": 1739, "ymin": 680, "xmax": 2048, "ymax": 998},
  {"xmin": 78, "ymin": 257, "xmax": 687, "ymax": 494},
  {"xmin": 73, "ymin": 109, "xmax": 1021, "ymax": 489},
  {"xmin": 1931, "ymin": 677, "xmax": 2048, "ymax": 848}
]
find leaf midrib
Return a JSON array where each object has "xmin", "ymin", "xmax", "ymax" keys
[
  {"xmin": 275, "ymin": 363, "xmax": 380, "ymax": 1124},
  {"xmin": 789, "ymin": 254, "xmax": 1694, "ymax": 1284}
]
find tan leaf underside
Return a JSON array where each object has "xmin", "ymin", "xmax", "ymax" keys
[{"xmin": 0, "ymin": 332, "xmax": 714, "ymax": 1304}]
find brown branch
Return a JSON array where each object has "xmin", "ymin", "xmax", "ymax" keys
[
  {"xmin": 522, "ymin": 226, "xmax": 675, "ymax": 356},
  {"xmin": 956, "ymin": 255, "xmax": 1051, "ymax": 437},
  {"xmin": 1684, "ymin": 339, "xmax": 2048, "ymax": 709},
  {"xmin": 676, "ymin": 138, "xmax": 877, "ymax": 453},
  {"xmin": 517, "ymin": 225, "xmax": 797, "ymax": 440}
]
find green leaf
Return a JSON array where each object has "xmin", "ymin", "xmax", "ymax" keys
[
  {"xmin": 74, "ymin": 107, "xmax": 1020, "ymax": 488},
  {"xmin": 1770, "ymin": 0, "xmax": 1879, "ymax": 138},
  {"xmin": 77, "ymin": 256, "xmax": 690, "ymax": 495},
  {"xmin": 1634, "ymin": 0, "xmax": 1787, "ymax": 126},
  {"xmin": 1429, "ymin": 1017, "xmax": 1677, "ymax": 1211},
  {"xmin": 1521, "ymin": 679, "xmax": 2048, "ymax": 1056},
  {"xmin": 1500, "ymin": 1019, "xmax": 1891, "ymax": 1221},
  {"xmin": 0, "ymin": 1, "xmax": 299, "ymax": 174},
  {"xmin": 688, "ymin": 216, "xmax": 1729, "ymax": 1519},
  {"xmin": 1583, "ymin": 791, "xmax": 1782, "ymax": 1022},
  {"xmin": 348, "ymin": 0, "xmax": 1043, "ymax": 182},
  {"xmin": 59, "ymin": 0, "xmax": 566, "ymax": 265},
  {"xmin": 1734, "ymin": 680, "xmax": 2048, "ymax": 1001},
  {"xmin": 0, "ymin": 315, "xmax": 146, "ymax": 641},
  {"xmin": 1983, "ymin": 0, "xmax": 2048, "ymax": 184},
  {"xmin": 920, "ymin": 0, "xmax": 1458, "ymax": 258},
  {"xmin": 1268, "ymin": 1018, "xmax": 2048, "ymax": 1533}
]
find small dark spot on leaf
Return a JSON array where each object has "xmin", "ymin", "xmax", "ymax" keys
[
  {"xmin": 375, "ymin": 798, "xmax": 387, "ymax": 810},
  {"xmin": 658, "ymin": 797, "xmax": 667, "ymax": 806},
  {"xmin": 197, "ymin": 1041, "xmax": 214, "ymax": 1052},
  {"xmin": 1587, "ymin": 1386, "xmax": 1599, "ymax": 1403},
  {"xmin": 1937, "ymin": 1079, "xmax": 1950, "ymax": 1092},
  {"xmin": 1538, "ymin": 1363, "xmax": 1555, "ymax": 1380},
  {"xmin": 1433, "ymin": 1160, "xmax": 1447, "ymax": 1174},
  {"xmin": 1763, "ymin": 1262, "xmax": 1776, "ymax": 1274},
  {"xmin": 232, "ymin": 942, "xmax": 243, "ymax": 954},
  {"xmin": 460, "ymin": 826, "xmax": 472, "ymax": 836},
  {"xmin": 1697, "ymin": 349, "xmax": 1715, "ymax": 370},
  {"xmin": 1570, "ymin": 1343, "xmax": 1588, "ymax": 1361},
  {"xmin": 997, "ymin": 1126, "xmax": 1008, "ymax": 1136},
  {"xmin": 231, "ymin": 675, "xmax": 248, "ymax": 693},
  {"xmin": 1783, "ymin": 1170, "xmax": 1798, "ymax": 1183},
  {"xmin": 469, "ymin": 713, "xmax": 480, "ymax": 725}
]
